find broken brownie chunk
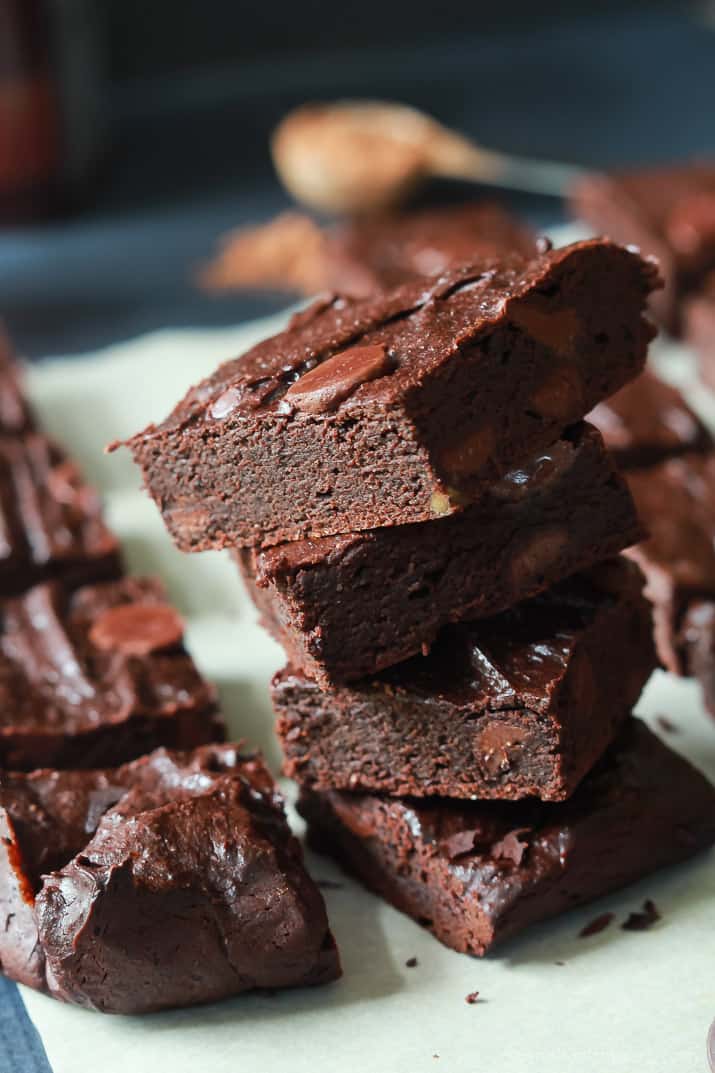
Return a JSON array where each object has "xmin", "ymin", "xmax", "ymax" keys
[{"xmin": 0, "ymin": 743, "xmax": 340, "ymax": 1012}]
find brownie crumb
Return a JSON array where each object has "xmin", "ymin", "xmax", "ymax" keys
[
  {"xmin": 316, "ymin": 878, "xmax": 344, "ymax": 890},
  {"xmin": 554, "ymin": 960, "xmax": 566, "ymax": 966},
  {"xmin": 405, "ymin": 957, "xmax": 418, "ymax": 968},
  {"xmin": 579, "ymin": 911, "xmax": 615, "ymax": 937},
  {"xmin": 465, "ymin": 991, "xmax": 480, "ymax": 1005},
  {"xmin": 622, "ymin": 898, "xmax": 661, "ymax": 931},
  {"xmin": 656, "ymin": 715, "xmax": 678, "ymax": 734}
]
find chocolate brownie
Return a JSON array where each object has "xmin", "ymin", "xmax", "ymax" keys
[
  {"xmin": 242, "ymin": 424, "xmax": 644, "ymax": 685},
  {"xmin": 0, "ymin": 327, "xmax": 34, "ymax": 434},
  {"xmin": 274, "ymin": 559, "xmax": 656, "ymax": 801},
  {"xmin": 684, "ymin": 273, "xmax": 715, "ymax": 391},
  {"xmin": 323, "ymin": 202, "xmax": 537, "ymax": 296},
  {"xmin": 589, "ymin": 369, "xmax": 711, "ymax": 470},
  {"xmin": 0, "ymin": 576, "xmax": 224, "ymax": 770},
  {"xmin": 625, "ymin": 453, "xmax": 715, "ymax": 676},
  {"xmin": 0, "ymin": 432, "xmax": 122, "ymax": 597},
  {"xmin": 571, "ymin": 161, "xmax": 715, "ymax": 332},
  {"xmin": 299, "ymin": 719, "xmax": 715, "ymax": 956},
  {"xmin": 121, "ymin": 240, "xmax": 658, "ymax": 549},
  {"xmin": 681, "ymin": 601, "xmax": 715, "ymax": 716},
  {"xmin": 0, "ymin": 743, "xmax": 340, "ymax": 1012}
]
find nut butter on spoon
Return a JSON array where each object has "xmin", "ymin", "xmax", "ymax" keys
[{"xmin": 271, "ymin": 100, "xmax": 586, "ymax": 215}]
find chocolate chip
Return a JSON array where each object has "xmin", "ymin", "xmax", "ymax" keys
[
  {"xmin": 89, "ymin": 603, "xmax": 185, "ymax": 656},
  {"xmin": 622, "ymin": 899, "xmax": 660, "ymax": 931},
  {"xmin": 283, "ymin": 343, "xmax": 392, "ymax": 414},
  {"xmin": 405, "ymin": 957, "xmax": 418, "ymax": 968},
  {"xmin": 465, "ymin": 991, "xmax": 480, "ymax": 1004},
  {"xmin": 578, "ymin": 911, "xmax": 615, "ymax": 938}
]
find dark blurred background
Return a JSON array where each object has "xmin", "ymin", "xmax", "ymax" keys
[{"xmin": 1, "ymin": 0, "xmax": 714, "ymax": 357}]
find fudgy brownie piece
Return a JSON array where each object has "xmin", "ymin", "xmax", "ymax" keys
[
  {"xmin": 0, "ymin": 432, "xmax": 122, "ymax": 597},
  {"xmin": 684, "ymin": 273, "xmax": 715, "ymax": 391},
  {"xmin": 299, "ymin": 719, "xmax": 715, "ymax": 956},
  {"xmin": 625, "ymin": 453, "xmax": 715, "ymax": 676},
  {"xmin": 571, "ymin": 161, "xmax": 715, "ymax": 332},
  {"xmin": 0, "ymin": 576, "xmax": 224, "ymax": 770},
  {"xmin": 274, "ymin": 559, "xmax": 656, "ymax": 801},
  {"xmin": 589, "ymin": 369, "xmax": 711, "ymax": 470},
  {"xmin": 0, "ymin": 743, "xmax": 340, "ymax": 1012},
  {"xmin": 122, "ymin": 240, "xmax": 658, "ymax": 549},
  {"xmin": 0, "ymin": 327, "xmax": 34, "ymax": 435},
  {"xmin": 323, "ymin": 202, "xmax": 537, "ymax": 296},
  {"xmin": 242, "ymin": 424, "xmax": 644, "ymax": 685}
]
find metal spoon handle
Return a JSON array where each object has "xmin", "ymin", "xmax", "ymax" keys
[{"xmin": 429, "ymin": 136, "xmax": 587, "ymax": 198}]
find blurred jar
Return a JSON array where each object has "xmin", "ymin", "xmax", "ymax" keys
[{"xmin": 0, "ymin": 0, "xmax": 106, "ymax": 222}]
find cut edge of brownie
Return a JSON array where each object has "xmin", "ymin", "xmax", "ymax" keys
[{"xmin": 298, "ymin": 719, "xmax": 715, "ymax": 957}]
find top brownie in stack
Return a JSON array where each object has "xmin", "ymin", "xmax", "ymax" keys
[
  {"xmin": 123, "ymin": 240, "xmax": 659, "ymax": 550},
  {"xmin": 571, "ymin": 161, "xmax": 715, "ymax": 332}
]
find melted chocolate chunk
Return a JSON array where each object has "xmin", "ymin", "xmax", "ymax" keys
[{"xmin": 283, "ymin": 343, "xmax": 393, "ymax": 413}]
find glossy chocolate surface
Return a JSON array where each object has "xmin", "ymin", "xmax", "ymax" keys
[{"xmin": 0, "ymin": 744, "xmax": 340, "ymax": 1011}]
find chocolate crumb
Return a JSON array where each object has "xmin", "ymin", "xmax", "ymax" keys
[
  {"xmin": 656, "ymin": 715, "xmax": 678, "ymax": 734},
  {"xmin": 622, "ymin": 898, "xmax": 661, "ymax": 931},
  {"xmin": 554, "ymin": 960, "xmax": 566, "ymax": 966},
  {"xmin": 405, "ymin": 957, "xmax": 418, "ymax": 968},
  {"xmin": 316, "ymin": 878, "xmax": 344, "ymax": 890},
  {"xmin": 579, "ymin": 911, "xmax": 615, "ymax": 938},
  {"xmin": 465, "ymin": 991, "xmax": 480, "ymax": 1004}
]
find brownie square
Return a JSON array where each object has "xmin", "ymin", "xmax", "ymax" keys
[
  {"xmin": 571, "ymin": 161, "xmax": 715, "ymax": 332},
  {"xmin": 243, "ymin": 424, "xmax": 643, "ymax": 685},
  {"xmin": 122, "ymin": 240, "xmax": 658, "ymax": 549},
  {"xmin": 274, "ymin": 559, "xmax": 656, "ymax": 801},
  {"xmin": 322, "ymin": 201, "xmax": 537, "ymax": 296},
  {"xmin": 0, "ymin": 432, "xmax": 122, "ymax": 597},
  {"xmin": 0, "ymin": 743, "xmax": 340, "ymax": 1011},
  {"xmin": 625, "ymin": 452, "xmax": 715, "ymax": 676},
  {"xmin": 299, "ymin": 719, "xmax": 715, "ymax": 957},
  {"xmin": 0, "ymin": 576, "xmax": 225, "ymax": 770},
  {"xmin": 589, "ymin": 368, "xmax": 711, "ymax": 470}
]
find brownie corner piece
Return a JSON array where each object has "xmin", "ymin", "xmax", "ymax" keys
[
  {"xmin": 274, "ymin": 557, "xmax": 657, "ymax": 801},
  {"xmin": 298, "ymin": 719, "xmax": 715, "ymax": 957},
  {"xmin": 0, "ymin": 743, "xmax": 340, "ymax": 1011},
  {"xmin": 0, "ymin": 576, "xmax": 224, "ymax": 770},
  {"xmin": 124, "ymin": 238, "xmax": 659, "ymax": 550}
]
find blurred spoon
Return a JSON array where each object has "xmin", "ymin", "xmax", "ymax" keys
[{"xmin": 271, "ymin": 100, "xmax": 587, "ymax": 215}]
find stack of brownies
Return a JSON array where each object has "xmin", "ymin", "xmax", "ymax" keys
[{"xmin": 125, "ymin": 238, "xmax": 715, "ymax": 955}]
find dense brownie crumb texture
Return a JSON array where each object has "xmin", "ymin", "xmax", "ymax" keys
[
  {"xmin": 123, "ymin": 239, "xmax": 659, "ymax": 550},
  {"xmin": 0, "ymin": 332, "xmax": 341, "ymax": 1012}
]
